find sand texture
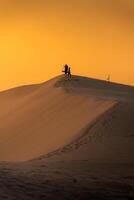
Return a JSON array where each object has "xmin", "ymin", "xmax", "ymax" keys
[{"xmin": 0, "ymin": 75, "xmax": 134, "ymax": 199}]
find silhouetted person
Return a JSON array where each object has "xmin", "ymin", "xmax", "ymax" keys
[
  {"xmin": 107, "ymin": 74, "xmax": 110, "ymax": 82},
  {"xmin": 62, "ymin": 64, "xmax": 69, "ymax": 75},
  {"xmin": 67, "ymin": 67, "xmax": 71, "ymax": 78}
]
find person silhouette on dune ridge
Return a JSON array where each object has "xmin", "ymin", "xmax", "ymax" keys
[
  {"xmin": 67, "ymin": 67, "xmax": 71, "ymax": 78},
  {"xmin": 62, "ymin": 64, "xmax": 68, "ymax": 75},
  {"xmin": 62, "ymin": 64, "xmax": 71, "ymax": 78}
]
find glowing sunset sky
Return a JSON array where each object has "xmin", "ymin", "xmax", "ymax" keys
[{"xmin": 0, "ymin": 0, "xmax": 134, "ymax": 90}]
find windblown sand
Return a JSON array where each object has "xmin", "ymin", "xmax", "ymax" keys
[{"xmin": 0, "ymin": 75, "xmax": 134, "ymax": 199}]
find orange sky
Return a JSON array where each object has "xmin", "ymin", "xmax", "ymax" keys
[{"xmin": 0, "ymin": 0, "xmax": 134, "ymax": 91}]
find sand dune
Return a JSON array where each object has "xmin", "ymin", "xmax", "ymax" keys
[
  {"xmin": 0, "ymin": 75, "xmax": 133, "ymax": 161},
  {"xmin": 0, "ymin": 75, "xmax": 115, "ymax": 161},
  {"xmin": 0, "ymin": 75, "xmax": 134, "ymax": 199}
]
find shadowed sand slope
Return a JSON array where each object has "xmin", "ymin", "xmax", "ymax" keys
[
  {"xmin": 0, "ymin": 75, "xmax": 133, "ymax": 161},
  {"xmin": 41, "ymin": 101, "xmax": 134, "ymax": 164}
]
